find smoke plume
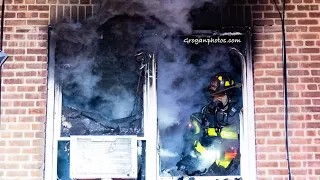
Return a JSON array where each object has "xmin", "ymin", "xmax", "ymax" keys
[{"xmin": 53, "ymin": 0, "xmax": 242, "ymax": 176}]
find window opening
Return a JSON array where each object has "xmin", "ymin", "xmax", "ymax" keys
[
  {"xmin": 45, "ymin": 26, "xmax": 255, "ymax": 180},
  {"xmin": 155, "ymin": 29, "xmax": 256, "ymax": 180}
]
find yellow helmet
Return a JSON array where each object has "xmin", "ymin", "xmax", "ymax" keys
[{"xmin": 204, "ymin": 72, "xmax": 240, "ymax": 95}]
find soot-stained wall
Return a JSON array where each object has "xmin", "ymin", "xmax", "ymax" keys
[{"xmin": 0, "ymin": 0, "xmax": 319, "ymax": 180}]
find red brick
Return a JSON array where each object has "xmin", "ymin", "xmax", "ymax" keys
[
  {"xmin": 278, "ymin": 91, "xmax": 300, "ymax": 98},
  {"xmin": 276, "ymin": 47, "xmax": 297, "ymax": 54},
  {"xmin": 254, "ymin": 70, "xmax": 264, "ymax": 76},
  {"xmin": 5, "ymin": 108, "xmax": 27, "ymax": 115},
  {"xmin": 307, "ymin": 84, "xmax": 317, "ymax": 90},
  {"xmin": 28, "ymin": 5, "xmax": 49, "ymax": 11},
  {"xmin": 37, "ymin": 11, "xmax": 48, "ymax": 18},
  {"xmin": 276, "ymin": 33, "xmax": 297, "ymax": 40},
  {"xmin": 255, "ymin": 63, "xmax": 276, "ymax": 69},
  {"xmin": 264, "ymin": 26, "xmax": 282, "ymax": 32},
  {"xmin": 300, "ymin": 77, "xmax": 320, "ymax": 83},
  {"xmin": 27, "ymin": 49, "xmax": 47, "ymax": 54},
  {"xmin": 267, "ymin": 99, "xmax": 283, "ymax": 105},
  {"xmin": 17, "ymin": 86, "xmax": 36, "ymax": 92},
  {"xmin": 254, "ymin": 34, "xmax": 275, "ymax": 40},
  {"xmin": 287, "ymin": 26, "xmax": 308, "ymax": 32},
  {"xmin": 254, "ymin": 85, "xmax": 265, "ymax": 91},
  {"xmin": 275, "ymin": 19, "xmax": 296, "ymax": 25},
  {"xmin": 298, "ymin": 19, "xmax": 318, "ymax": 25},
  {"xmin": 4, "ymin": 12, "xmax": 16, "ymax": 18},
  {"xmin": 256, "ymin": 122, "xmax": 278, "ymax": 129},
  {"xmin": 25, "ymin": 78, "xmax": 47, "ymax": 84},
  {"xmin": 266, "ymin": 85, "xmax": 282, "ymax": 90},
  {"xmin": 309, "ymin": 12, "xmax": 320, "ymax": 17},
  {"xmin": 27, "ymin": 20, "xmax": 48, "ymax": 25},
  {"xmin": 255, "ymin": 99, "xmax": 265, "ymax": 106},
  {"xmin": 291, "ymin": 138, "xmax": 312, "ymax": 144},
  {"xmin": 2, "ymin": 63, "xmax": 24, "ymax": 70},
  {"xmin": 306, "ymin": 123, "xmax": 320, "ymax": 128},
  {"xmin": 2, "ymin": 94, "xmax": 23, "ymax": 99},
  {"xmin": 27, "ymin": 34, "xmax": 47, "ymax": 40},
  {"xmin": 255, "ymin": 48, "xmax": 275, "ymax": 54},
  {"xmin": 5, "ymin": 20, "xmax": 26, "ymax": 26},
  {"xmin": 3, "ymin": 78, "xmax": 24, "ymax": 84},
  {"xmin": 28, "ymin": 108, "xmax": 46, "ymax": 114},
  {"xmin": 268, "ymin": 154, "xmax": 287, "ymax": 161},
  {"xmin": 288, "ymin": 70, "xmax": 309, "ymax": 76},
  {"xmin": 257, "ymin": 162, "xmax": 279, "ymax": 168},
  {"xmin": 8, "ymin": 140, "xmax": 30, "ymax": 146},
  {"xmin": 287, "ymin": 12, "xmax": 307, "ymax": 18},
  {"xmin": 265, "ymin": 70, "xmax": 282, "ymax": 76},
  {"xmin": 299, "ymin": 48, "xmax": 319, "ymax": 53},
  {"xmin": 255, "ymin": 77, "xmax": 276, "ymax": 83},
  {"xmin": 299, "ymin": 34, "xmax": 319, "ymax": 39},
  {"xmin": 305, "ymin": 41, "xmax": 315, "ymax": 46},
  {"xmin": 303, "ymin": 146, "xmax": 320, "ymax": 152},
  {"xmin": 278, "ymin": 106, "xmax": 301, "ymax": 113},
  {"xmin": 253, "ymin": 20, "xmax": 274, "ymax": 26},
  {"xmin": 295, "ymin": 84, "xmax": 306, "ymax": 90},
  {"xmin": 309, "ymin": 26, "xmax": 320, "ymax": 32},
  {"xmin": 13, "ymin": 101, "xmax": 35, "ymax": 107},
  {"xmin": 0, "ymin": 116, "xmax": 17, "ymax": 122},
  {"xmin": 293, "ymin": 41, "xmax": 304, "ymax": 46},
  {"xmin": 35, "ymin": 116, "xmax": 45, "ymax": 122},
  {"xmin": 300, "ymin": 63, "xmax": 320, "ymax": 68},
  {"xmin": 25, "ymin": 93, "xmax": 46, "ymax": 99},
  {"xmin": 16, "ymin": 71, "xmax": 37, "ymax": 76},
  {"xmin": 5, "ymin": 170, "xmax": 28, "ymax": 177},
  {"xmin": 37, "ymin": 85, "xmax": 47, "ymax": 92},
  {"xmin": 311, "ymin": 55, "xmax": 320, "ymax": 61},
  {"xmin": 302, "ymin": 107, "xmax": 320, "ymax": 113},
  {"xmin": 290, "ymin": 99, "xmax": 311, "ymax": 105},
  {"xmin": 17, "ymin": 12, "xmax": 38, "ymax": 18},
  {"xmin": 265, "ymin": 55, "xmax": 281, "ymax": 61},
  {"xmin": 267, "ymin": 114, "xmax": 283, "ymax": 121},
  {"xmin": 25, "ymin": 63, "xmax": 45, "ymax": 69},
  {"xmin": 19, "ymin": 116, "xmax": 34, "ymax": 122},
  {"xmin": 5, "ymin": 86, "xmax": 17, "ymax": 92},
  {"xmin": 264, "ymin": 12, "xmax": 281, "ymax": 18},
  {"xmin": 256, "ymin": 107, "xmax": 277, "ymax": 113},
  {"xmin": 14, "ymin": 56, "xmax": 36, "ymax": 62},
  {"xmin": 278, "ymin": 5, "xmax": 296, "ymax": 11},
  {"xmin": 264, "ymin": 41, "xmax": 281, "ymax": 47}
]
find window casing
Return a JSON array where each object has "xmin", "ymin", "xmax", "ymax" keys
[{"xmin": 44, "ymin": 27, "xmax": 256, "ymax": 180}]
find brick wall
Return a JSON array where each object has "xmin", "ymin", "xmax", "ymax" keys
[
  {"xmin": 249, "ymin": 1, "xmax": 320, "ymax": 180},
  {"xmin": 0, "ymin": 0, "xmax": 319, "ymax": 180},
  {"xmin": 0, "ymin": 0, "xmax": 49, "ymax": 179}
]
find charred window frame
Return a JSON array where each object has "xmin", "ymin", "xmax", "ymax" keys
[
  {"xmin": 44, "ymin": 26, "xmax": 147, "ymax": 180},
  {"xmin": 153, "ymin": 28, "xmax": 257, "ymax": 180},
  {"xmin": 44, "ymin": 26, "xmax": 256, "ymax": 180}
]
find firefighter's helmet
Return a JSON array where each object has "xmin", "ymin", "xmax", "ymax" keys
[{"xmin": 204, "ymin": 72, "xmax": 240, "ymax": 95}]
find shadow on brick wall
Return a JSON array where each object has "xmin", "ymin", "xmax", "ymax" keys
[{"xmin": 49, "ymin": 0, "xmax": 253, "ymax": 29}]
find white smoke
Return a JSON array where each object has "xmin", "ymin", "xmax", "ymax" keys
[
  {"xmin": 96, "ymin": 0, "xmax": 221, "ymax": 34},
  {"xmin": 157, "ymin": 38, "xmax": 231, "ymax": 130},
  {"xmin": 160, "ymin": 149, "xmax": 179, "ymax": 158},
  {"xmin": 53, "ymin": 0, "xmax": 240, "ymax": 176}
]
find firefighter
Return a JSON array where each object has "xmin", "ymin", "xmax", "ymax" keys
[{"xmin": 180, "ymin": 72, "xmax": 242, "ymax": 175}]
